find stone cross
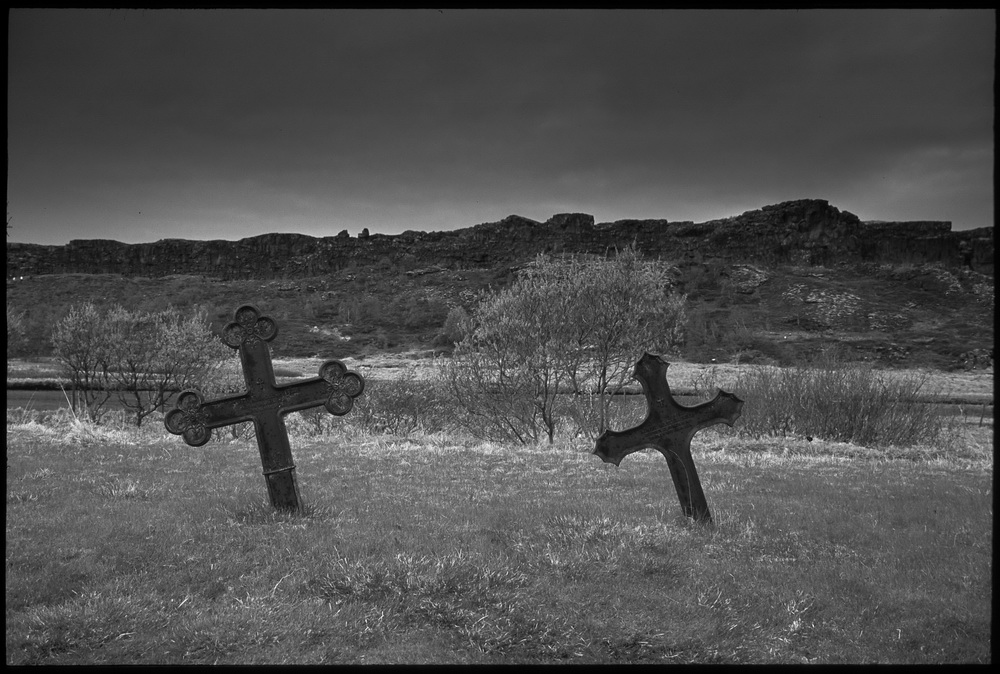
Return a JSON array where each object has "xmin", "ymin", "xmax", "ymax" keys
[
  {"xmin": 593, "ymin": 353, "xmax": 743, "ymax": 525},
  {"xmin": 164, "ymin": 304, "xmax": 365, "ymax": 511}
]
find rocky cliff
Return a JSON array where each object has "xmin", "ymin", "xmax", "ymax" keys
[{"xmin": 6, "ymin": 199, "xmax": 993, "ymax": 280}]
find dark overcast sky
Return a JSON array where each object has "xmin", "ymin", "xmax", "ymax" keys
[{"xmin": 7, "ymin": 8, "xmax": 995, "ymax": 245}]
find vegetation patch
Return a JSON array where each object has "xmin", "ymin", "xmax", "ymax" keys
[{"xmin": 7, "ymin": 257, "xmax": 993, "ymax": 370}]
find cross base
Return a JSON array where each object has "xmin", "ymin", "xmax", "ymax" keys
[{"xmin": 263, "ymin": 467, "xmax": 301, "ymax": 511}]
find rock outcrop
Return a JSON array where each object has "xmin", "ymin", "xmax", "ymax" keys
[{"xmin": 6, "ymin": 199, "xmax": 993, "ymax": 280}]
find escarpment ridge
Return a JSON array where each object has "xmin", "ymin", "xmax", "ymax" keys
[{"xmin": 6, "ymin": 199, "xmax": 993, "ymax": 279}]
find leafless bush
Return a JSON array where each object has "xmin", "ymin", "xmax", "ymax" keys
[
  {"xmin": 563, "ymin": 392, "xmax": 647, "ymax": 440},
  {"xmin": 290, "ymin": 368, "xmax": 456, "ymax": 438},
  {"xmin": 349, "ymin": 369, "xmax": 455, "ymax": 436},
  {"xmin": 51, "ymin": 302, "xmax": 229, "ymax": 426},
  {"xmin": 703, "ymin": 354, "xmax": 952, "ymax": 447},
  {"xmin": 446, "ymin": 247, "xmax": 688, "ymax": 444}
]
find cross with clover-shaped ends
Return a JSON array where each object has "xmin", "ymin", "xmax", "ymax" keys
[
  {"xmin": 165, "ymin": 304, "xmax": 365, "ymax": 511},
  {"xmin": 593, "ymin": 353, "xmax": 743, "ymax": 526}
]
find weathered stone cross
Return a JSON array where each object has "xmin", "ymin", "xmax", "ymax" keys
[
  {"xmin": 165, "ymin": 304, "xmax": 365, "ymax": 511},
  {"xmin": 593, "ymin": 353, "xmax": 743, "ymax": 525}
]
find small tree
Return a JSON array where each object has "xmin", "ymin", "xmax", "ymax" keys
[
  {"xmin": 447, "ymin": 272, "xmax": 574, "ymax": 443},
  {"xmin": 51, "ymin": 302, "xmax": 114, "ymax": 422},
  {"xmin": 52, "ymin": 303, "xmax": 229, "ymax": 425},
  {"xmin": 105, "ymin": 305, "xmax": 230, "ymax": 426},
  {"xmin": 446, "ymin": 247, "xmax": 688, "ymax": 443},
  {"xmin": 560, "ymin": 247, "xmax": 687, "ymax": 432}
]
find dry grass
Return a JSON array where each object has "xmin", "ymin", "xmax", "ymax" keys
[{"xmin": 6, "ymin": 407, "xmax": 992, "ymax": 664}]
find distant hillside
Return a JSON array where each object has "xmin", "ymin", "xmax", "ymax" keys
[
  {"xmin": 6, "ymin": 199, "xmax": 993, "ymax": 279},
  {"xmin": 5, "ymin": 199, "xmax": 994, "ymax": 371}
]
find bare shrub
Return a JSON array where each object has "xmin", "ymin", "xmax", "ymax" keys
[
  {"xmin": 710, "ymin": 354, "xmax": 952, "ymax": 447},
  {"xmin": 563, "ymin": 392, "xmax": 647, "ymax": 440},
  {"xmin": 349, "ymin": 369, "xmax": 454, "ymax": 437},
  {"xmin": 446, "ymin": 247, "xmax": 688, "ymax": 444},
  {"xmin": 290, "ymin": 368, "xmax": 455, "ymax": 438},
  {"xmin": 105, "ymin": 305, "xmax": 231, "ymax": 427},
  {"xmin": 440, "ymin": 348, "xmax": 547, "ymax": 444},
  {"xmin": 51, "ymin": 303, "xmax": 229, "ymax": 426},
  {"xmin": 51, "ymin": 303, "xmax": 115, "ymax": 423},
  {"xmin": 556, "ymin": 247, "xmax": 686, "ymax": 433}
]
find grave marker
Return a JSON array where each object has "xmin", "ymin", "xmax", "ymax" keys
[
  {"xmin": 593, "ymin": 353, "xmax": 743, "ymax": 525},
  {"xmin": 165, "ymin": 304, "xmax": 364, "ymax": 511}
]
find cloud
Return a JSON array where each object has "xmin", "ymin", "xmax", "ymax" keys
[{"xmin": 7, "ymin": 9, "xmax": 993, "ymax": 243}]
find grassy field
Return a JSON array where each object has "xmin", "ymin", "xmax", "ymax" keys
[{"xmin": 6, "ymin": 406, "xmax": 992, "ymax": 664}]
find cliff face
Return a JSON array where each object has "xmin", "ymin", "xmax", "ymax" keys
[{"xmin": 6, "ymin": 199, "xmax": 993, "ymax": 280}]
